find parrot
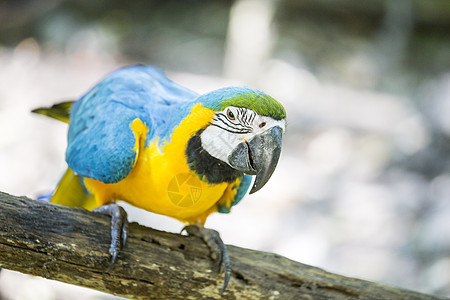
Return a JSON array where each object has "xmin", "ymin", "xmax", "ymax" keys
[{"xmin": 33, "ymin": 65, "xmax": 286, "ymax": 292}]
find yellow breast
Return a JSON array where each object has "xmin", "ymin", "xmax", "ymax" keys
[{"xmin": 84, "ymin": 103, "xmax": 239, "ymax": 224}]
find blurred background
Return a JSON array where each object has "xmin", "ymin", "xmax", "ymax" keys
[{"xmin": 1, "ymin": 0, "xmax": 450, "ymax": 299}]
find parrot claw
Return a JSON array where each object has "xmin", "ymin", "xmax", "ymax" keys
[
  {"xmin": 182, "ymin": 224, "xmax": 231, "ymax": 293},
  {"xmin": 93, "ymin": 203, "xmax": 128, "ymax": 272}
]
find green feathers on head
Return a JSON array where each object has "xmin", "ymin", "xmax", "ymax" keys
[{"xmin": 200, "ymin": 87, "xmax": 286, "ymax": 120}]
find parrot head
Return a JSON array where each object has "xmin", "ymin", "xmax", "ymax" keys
[{"xmin": 187, "ymin": 87, "xmax": 286, "ymax": 194}]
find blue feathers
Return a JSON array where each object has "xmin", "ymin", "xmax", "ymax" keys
[
  {"xmin": 66, "ymin": 65, "xmax": 199, "ymax": 183},
  {"xmin": 218, "ymin": 175, "xmax": 253, "ymax": 213}
]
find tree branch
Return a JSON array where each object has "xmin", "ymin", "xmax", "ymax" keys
[{"xmin": 0, "ymin": 191, "xmax": 444, "ymax": 299}]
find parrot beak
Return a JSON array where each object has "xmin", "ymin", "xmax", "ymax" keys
[{"xmin": 228, "ymin": 126, "xmax": 283, "ymax": 194}]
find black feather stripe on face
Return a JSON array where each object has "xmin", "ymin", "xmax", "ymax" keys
[
  {"xmin": 213, "ymin": 113, "xmax": 252, "ymax": 134},
  {"xmin": 186, "ymin": 128, "xmax": 243, "ymax": 184}
]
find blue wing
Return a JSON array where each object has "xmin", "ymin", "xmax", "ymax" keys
[
  {"xmin": 66, "ymin": 65, "xmax": 199, "ymax": 183},
  {"xmin": 217, "ymin": 175, "xmax": 253, "ymax": 213}
]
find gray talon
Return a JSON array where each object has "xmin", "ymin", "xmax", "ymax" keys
[
  {"xmin": 93, "ymin": 203, "xmax": 128, "ymax": 272},
  {"xmin": 184, "ymin": 224, "xmax": 231, "ymax": 293}
]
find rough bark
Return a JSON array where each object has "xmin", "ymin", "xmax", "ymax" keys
[{"xmin": 0, "ymin": 191, "xmax": 445, "ymax": 300}]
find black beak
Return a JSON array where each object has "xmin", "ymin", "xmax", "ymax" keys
[{"xmin": 228, "ymin": 126, "xmax": 283, "ymax": 194}]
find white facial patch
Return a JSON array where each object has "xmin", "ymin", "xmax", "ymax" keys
[{"xmin": 200, "ymin": 106, "xmax": 285, "ymax": 165}]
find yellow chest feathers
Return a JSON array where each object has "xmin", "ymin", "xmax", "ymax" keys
[{"xmin": 84, "ymin": 104, "xmax": 240, "ymax": 224}]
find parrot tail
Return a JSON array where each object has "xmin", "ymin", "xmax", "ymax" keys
[
  {"xmin": 32, "ymin": 101, "xmax": 74, "ymax": 123},
  {"xmin": 51, "ymin": 168, "xmax": 97, "ymax": 210}
]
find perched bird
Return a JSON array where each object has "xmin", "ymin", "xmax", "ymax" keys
[{"xmin": 33, "ymin": 65, "xmax": 286, "ymax": 292}]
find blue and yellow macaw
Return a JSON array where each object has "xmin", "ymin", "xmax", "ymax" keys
[{"xmin": 34, "ymin": 65, "xmax": 286, "ymax": 292}]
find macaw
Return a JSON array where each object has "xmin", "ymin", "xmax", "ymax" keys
[{"xmin": 34, "ymin": 65, "xmax": 286, "ymax": 292}]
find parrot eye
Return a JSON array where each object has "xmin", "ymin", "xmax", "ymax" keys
[{"xmin": 226, "ymin": 109, "xmax": 235, "ymax": 120}]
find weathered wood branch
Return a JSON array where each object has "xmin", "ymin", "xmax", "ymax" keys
[{"xmin": 0, "ymin": 191, "xmax": 445, "ymax": 299}]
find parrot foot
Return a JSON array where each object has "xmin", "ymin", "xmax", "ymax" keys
[
  {"xmin": 93, "ymin": 203, "xmax": 128, "ymax": 272},
  {"xmin": 182, "ymin": 224, "xmax": 231, "ymax": 293}
]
